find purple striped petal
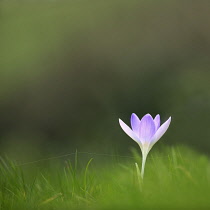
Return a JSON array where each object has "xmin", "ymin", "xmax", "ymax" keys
[
  {"xmin": 119, "ymin": 119, "xmax": 140, "ymax": 144},
  {"xmin": 151, "ymin": 117, "xmax": 171, "ymax": 146},
  {"xmin": 130, "ymin": 113, "xmax": 140, "ymax": 137},
  {"xmin": 139, "ymin": 114, "xmax": 156, "ymax": 142},
  {"xmin": 154, "ymin": 114, "xmax": 160, "ymax": 131}
]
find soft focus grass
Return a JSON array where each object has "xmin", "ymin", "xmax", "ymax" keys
[{"xmin": 0, "ymin": 146, "xmax": 210, "ymax": 210}]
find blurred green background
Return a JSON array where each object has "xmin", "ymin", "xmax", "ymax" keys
[{"xmin": 1, "ymin": 0, "xmax": 210, "ymax": 162}]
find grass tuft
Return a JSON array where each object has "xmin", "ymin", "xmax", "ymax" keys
[{"xmin": 0, "ymin": 145, "xmax": 210, "ymax": 209}]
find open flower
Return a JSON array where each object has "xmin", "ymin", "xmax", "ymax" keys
[{"xmin": 119, "ymin": 113, "xmax": 171, "ymax": 178}]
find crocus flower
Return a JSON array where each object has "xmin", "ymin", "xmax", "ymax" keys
[{"xmin": 119, "ymin": 113, "xmax": 171, "ymax": 178}]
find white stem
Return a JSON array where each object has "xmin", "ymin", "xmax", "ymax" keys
[{"xmin": 141, "ymin": 151, "xmax": 148, "ymax": 179}]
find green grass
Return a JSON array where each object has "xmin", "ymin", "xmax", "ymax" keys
[{"xmin": 0, "ymin": 146, "xmax": 210, "ymax": 210}]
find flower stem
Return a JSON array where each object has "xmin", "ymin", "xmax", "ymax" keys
[{"xmin": 141, "ymin": 152, "xmax": 148, "ymax": 179}]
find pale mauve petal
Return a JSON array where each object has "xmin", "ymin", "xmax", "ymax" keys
[
  {"xmin": 119, "ymin": 119, "xmax": 141, "ymax": 146},
  {"xmin": 149, "ymin": 117, "xmax": 171, "ymax": 149},
  {"xmin": 154, "ymin": 114, "xmax": 160, "ymax": 131},
  {"xmin": 130, "ymin": 113, "xmax": 140, "ymax": 137},
  {"xmin": 139, "ymin": 114, "xmax": 156, "ymax": 142}
]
